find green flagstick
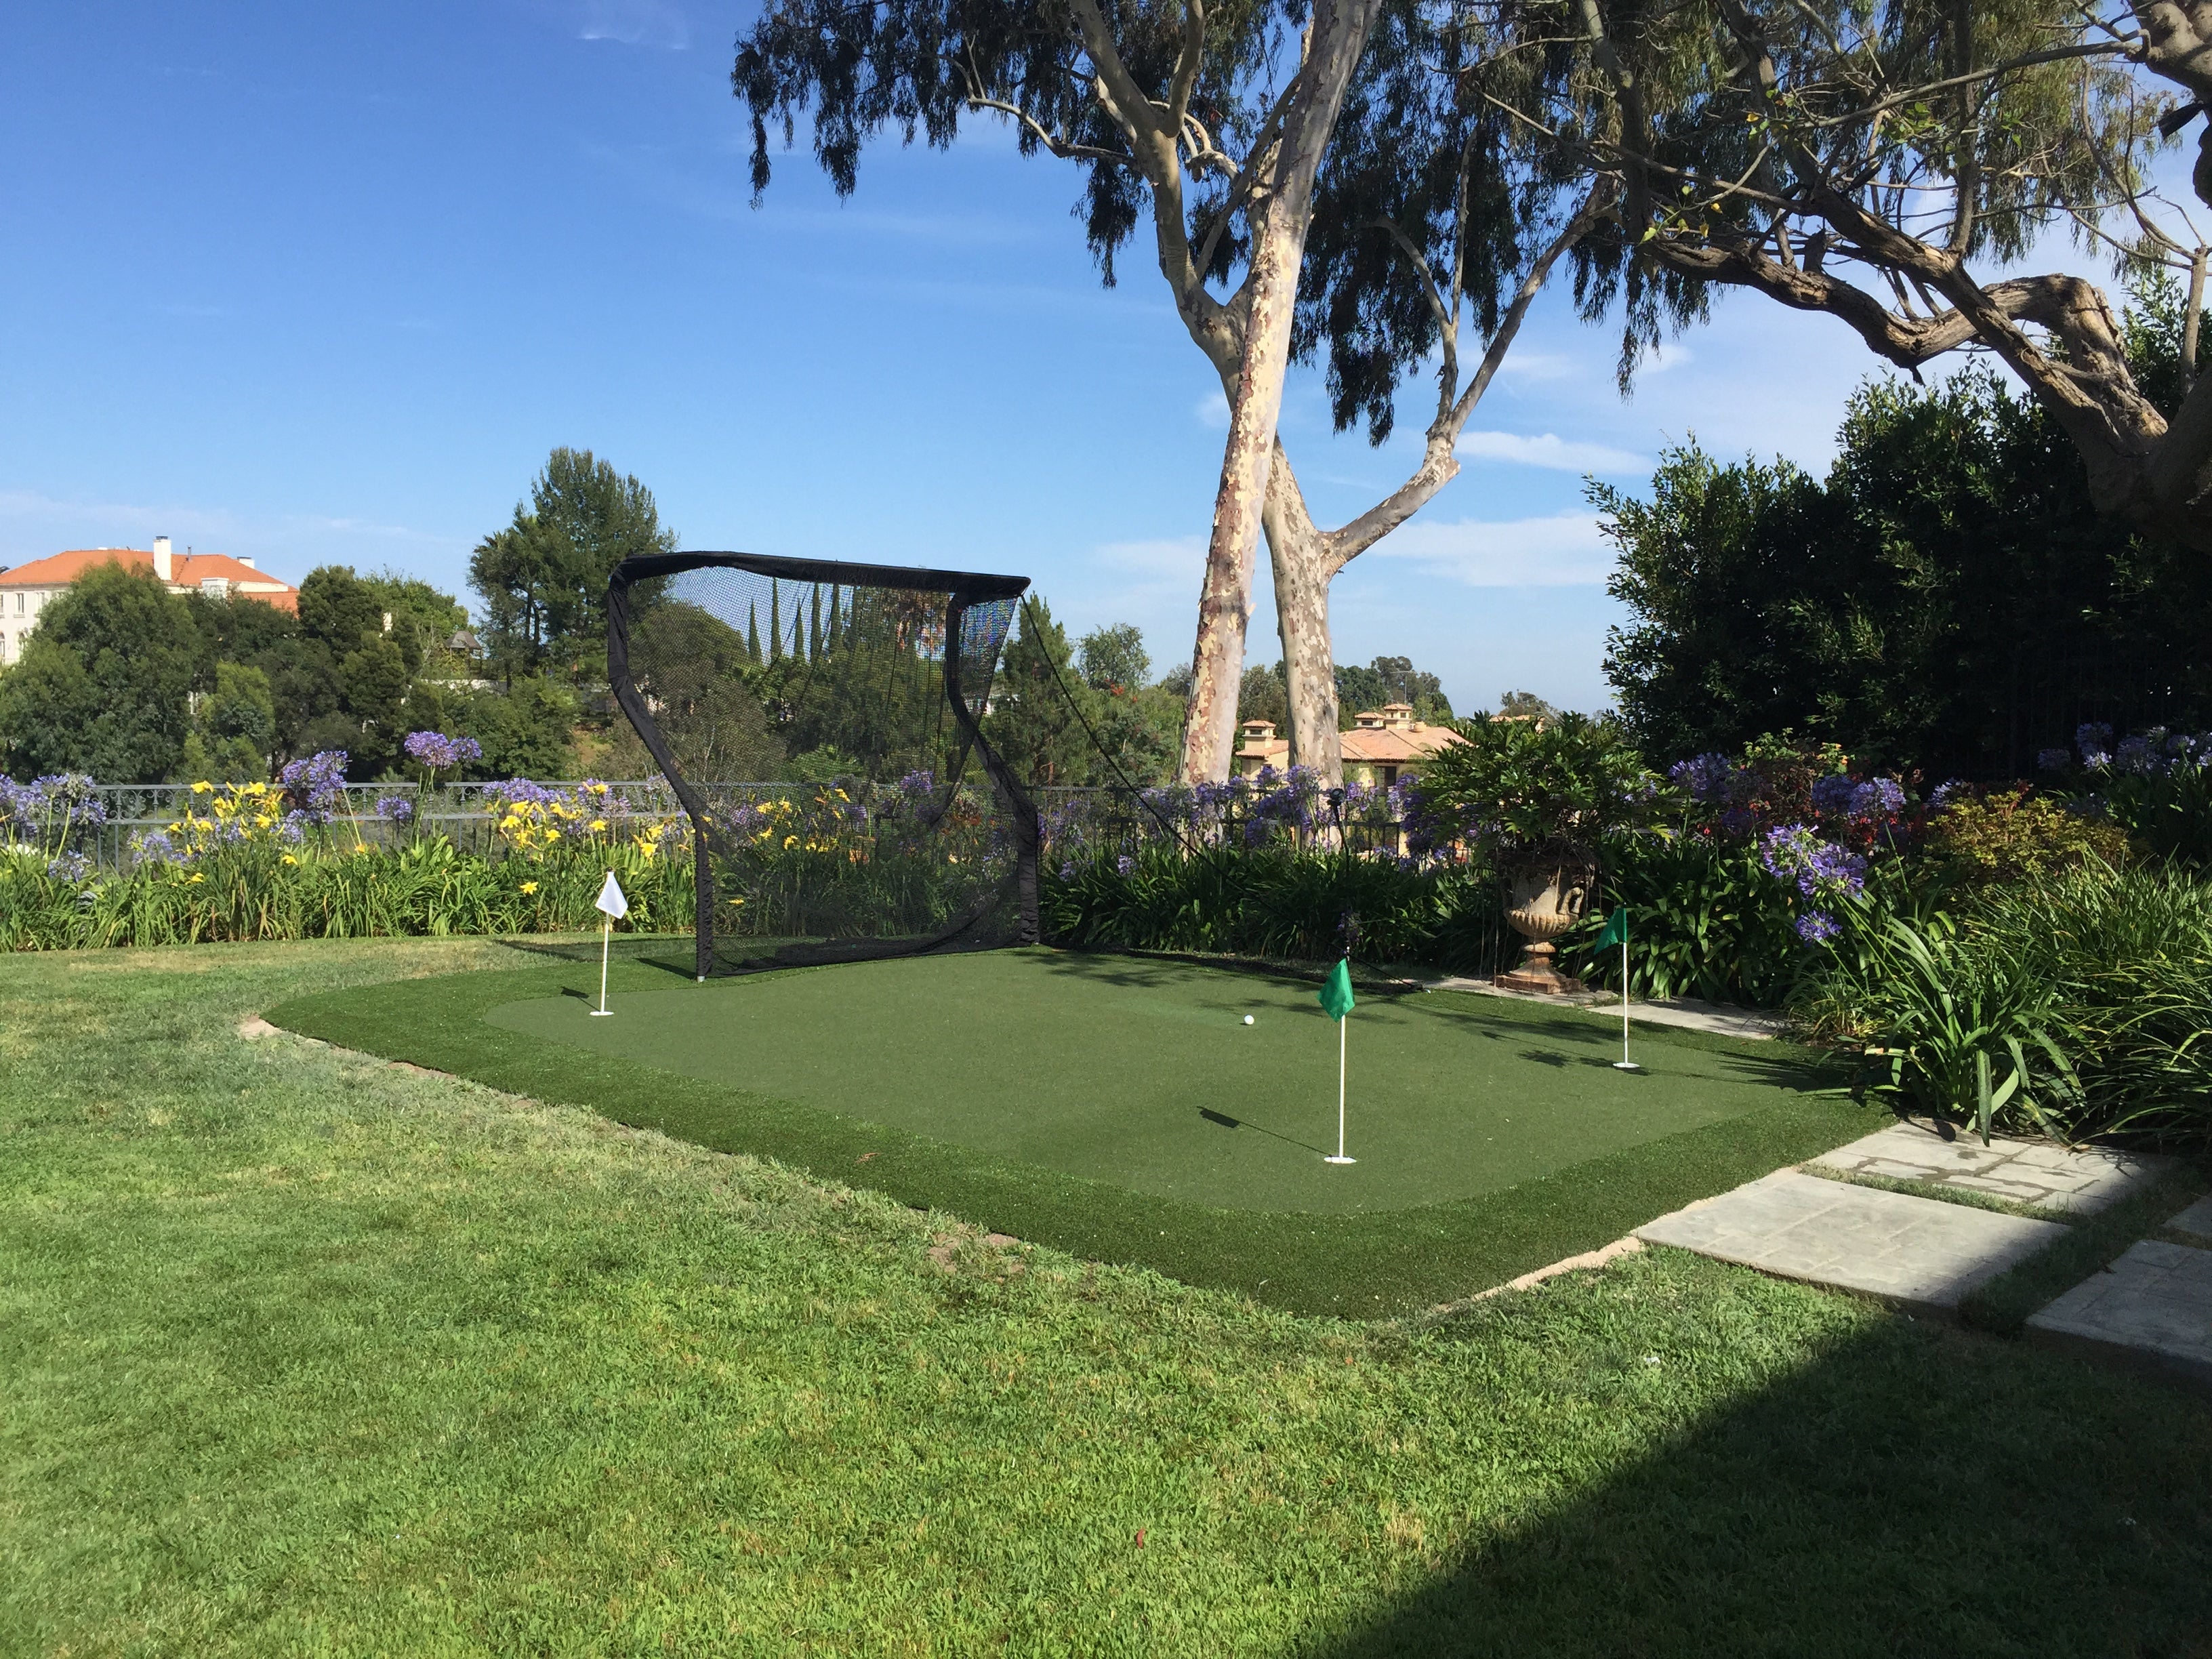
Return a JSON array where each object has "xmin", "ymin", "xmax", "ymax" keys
[
  {"xmin": 1319, "ymin": 958, "xmax": 1357, "ymax": 1164},
  {"xmin": 1595, "ymin": 907, "xmax": 1638, "ymax": 1071}
]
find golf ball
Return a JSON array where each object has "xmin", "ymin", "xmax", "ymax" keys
[{"xmin": 1243, "ymin": 1015, "xmax": 1254, "ymax": 1025}]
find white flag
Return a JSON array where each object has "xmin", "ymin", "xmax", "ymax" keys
[{"xmin": 594, "ymin": 871, "xmax": 629, "ymax": 920}]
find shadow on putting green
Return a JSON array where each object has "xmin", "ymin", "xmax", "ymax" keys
[{"xmin": 476, "ymin": 949, "xmax": 1834, "ymax": 1216}]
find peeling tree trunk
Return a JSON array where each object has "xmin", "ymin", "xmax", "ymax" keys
[
  {"xmin": 1179, "ymin": 0, "xmax": 1379, "ymax": 784},
  {"xmin": 1263, "ymin": 443, "xmax": 1343, "ymax": 787}
]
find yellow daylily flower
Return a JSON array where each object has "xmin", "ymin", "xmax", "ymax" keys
[{"xmin": 191, "ymin": 781, "xmax": 213, "ymax": 794}]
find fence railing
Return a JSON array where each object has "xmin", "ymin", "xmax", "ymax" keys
[{"xmin": 16, "ymin": 777, "xmax": 1419, "ymax": 871}]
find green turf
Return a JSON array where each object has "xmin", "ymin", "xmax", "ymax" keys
[
  {"xmin": 272, "ymin": 945, "xmax": 1880, "ymax": 1314},
  {"xmin": 8, "ymin": 939, "xmax": 2212, "ymax": 1656},
  {"xmin": 483, "ymin": 951, "xmax": 1818, "ymax": 1215}
]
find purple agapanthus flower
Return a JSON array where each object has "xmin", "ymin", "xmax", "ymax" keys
[
  {"xmin": 1809, "ymin": 774, "xmax": 1857, "ymax": 817},
  {"xmin": 1795, "ymin": 912, "xmax": 1841, "ymax": 946},
  {"xmin": 1847, "ymin": 778, "xmax": 1906, "ymax": 820},
  {"xmin": 1929, "ymin": 780, "xmax": 1970, "ymax": 808},
  {"xmin": 1668, "ymin": 752, "xmax": 1732, "ymax": 802},
  {"xmin": 2036, "ymin": 747, "xmax": 2072, "ymax": 773},
  {"xmin": 1116, "ymin": 854, "xmax": 1136, "ymax": 877},
  {"xmin": 279, "ymin": 752, "xmax": 349, "ymax": 822},
  {"xmin": 2113, "ymin": 735, "xmax": 2158, "ymax": 776},
  {"xmin": 129, "ymin": 829, "xmax": 182, "ymax": 866},
  {"xmin": 1059, "ymin": 861, "xmax": 1076, "ymax": 880},
  {"xmin": 2076, "ymin": 722, "xmax": 2114, "ymax": 769},
  {"xmin": 46, "ymin": 851, "xmax": 92, "ymax": 885},
  {"xmin": 898, "ymin": 769, "xmax": 935, "ymax": 797},
  {"xmin": 1760, "ymin": 823, "xmax": 1867, "ymax": 901},
  {"xmin": 376, "ymin": 795, "xmax": 415, "ymax": 823},
  {"xmin": 493, "ymin": 778, "xmax": 562, "ymax": 806},
  {"xmin": 403, "ymin": 731, "xmax": 483, "ymax": 771}
]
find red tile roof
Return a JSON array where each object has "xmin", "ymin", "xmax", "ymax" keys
[
  {"xmin": 0, "ymin": 548, "xmax": 299, "ymax": 612},
  {"xmin": 1235, "ymin": 703, "xmax": 1463, "ymax": 772}
]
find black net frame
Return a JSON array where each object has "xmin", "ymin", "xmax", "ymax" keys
[{"xmin": 607, "ymin": 550, "xmax": 1039, "ymax": 979}]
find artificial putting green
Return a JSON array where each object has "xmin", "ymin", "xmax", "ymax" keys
[
  {"xmin": 487, "ymin": 951, "xmax": 1810, "ymax": 1215},
  {"xmin": 270, "ymin": 945, "xmax": 1877, "ymax": 1313}
]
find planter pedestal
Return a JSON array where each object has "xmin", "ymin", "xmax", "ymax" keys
[{"xmin": 1495, "ymin": 861, "xmax": 1591, "ymax": 995}]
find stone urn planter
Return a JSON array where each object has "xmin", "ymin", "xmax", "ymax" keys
[{"xmin": 1495, "ymin": 859, "xmax": 1595, "ymax": 994}]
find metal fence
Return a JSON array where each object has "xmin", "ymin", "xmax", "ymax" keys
[
  {"xmin": 31, "ymin": 778, "xmax": 1415, "ymax": 870},
  {"xmin": 62, "ymin": 780, "xmax": 690, "ymax": 870}
]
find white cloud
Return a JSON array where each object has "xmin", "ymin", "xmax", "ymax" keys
[
  {"xmin": 1636, "ymin": 341, "xmax": 1692, "ymax": 376},
  {"xmin": 1493, "ymin": 350, "xmax": 1578, "ymax": 383},
  {"xmin": 575, "ymin": 0, "xmax": 689, "ymax": 48},
  {"xmin": 1193, "ymin": 390, "xmax": 1230, "ymax": 430},
  {"xmin": 1456, "ymin": 430, "xmax": 1646, "ymax": 474},
  {"xmin": 1371, "ymin": 511, "xmax": 1612, "ymax": 587}
]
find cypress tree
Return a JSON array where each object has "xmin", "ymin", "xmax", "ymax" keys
[
  {"xmin": 746, "ymin": 601, "xmax": 761, "ymax": 662},
  {"xmin": 809, "ymin": 585, "xmax": 823, "ymax": 663},
  {"xmin": 825, "ymin": 585, "xmax": 842, "ymax": 653},
  {"xmin": 769, "ymin": 582, "xmax": 781, "ymax": 663}
]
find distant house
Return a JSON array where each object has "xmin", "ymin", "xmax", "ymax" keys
[
  {"xmin": 1234, "ymin": 702, "xmax": 1462, "ymax": 789},
  {"xmin": 0, "ymin": 537, "xmax": 299, "ymax": 665}
]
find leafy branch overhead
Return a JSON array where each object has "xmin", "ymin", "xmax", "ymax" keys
[{"xmin": 1487, "ymin": 0, "xmax": 2212, "ymax": 548}]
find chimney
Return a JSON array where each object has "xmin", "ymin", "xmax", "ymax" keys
[
  {"xmin": 236, "ymin": 556, "xmax": 255, "ymax": 569},
  {"xmin": 152, "ymin": 536, "xmax": 173, "ymax": 581}
]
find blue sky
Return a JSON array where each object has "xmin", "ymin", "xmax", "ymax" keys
[{"xmin": 0, "ymin": 1, "xmax": 2168, "ymax": 712}]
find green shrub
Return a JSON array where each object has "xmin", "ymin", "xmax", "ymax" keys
[
  {"xmin": 1042, "ymin": 844, "xmax": 1505, "ymax": 972},
  {"xmin": 1796, "ymin": 861, "xmax": 2212, "ymax": 1147},
  {"xmin": 1563, "ymin": 833, "xmax": 1806, "ymax": 1006},
  {"xmin": 1923, "ymin": 790, "xmax": 2131, "ymax": 886}
]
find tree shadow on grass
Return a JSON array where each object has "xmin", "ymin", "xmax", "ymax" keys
[{"xmin": 1309, "ymin": 1295, "xmax": 2212, "ymax": 1658}]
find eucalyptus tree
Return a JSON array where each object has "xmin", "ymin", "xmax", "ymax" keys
[
  {"xmin": 735, "ymin": 0, "xmax": 1612, "ymax": 782},
  {"xmin": 1496, "ymin": 0, "xmax": 2211, "ymax": 548}
]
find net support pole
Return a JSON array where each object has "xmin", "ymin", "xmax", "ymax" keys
[{"xmin": 693, "ymin": 819, "xmax": 712, "ymax": 981}]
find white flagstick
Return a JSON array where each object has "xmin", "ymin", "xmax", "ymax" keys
[
  {"xmin": 1326, "ymin": 1013, "xmax": 1355, "ymax": 1164},
  {"xmin": 592, "ymin": 870, "xmax": 629, "ymax": 1017},
  {"xmin": 1612, "ymin": 930, "xmax": 1639, "ymax": 1071}
]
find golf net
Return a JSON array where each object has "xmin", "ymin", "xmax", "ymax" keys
[{"xmin": 608, "ymin": 552, "xmax": 1038, "ymax": 977}]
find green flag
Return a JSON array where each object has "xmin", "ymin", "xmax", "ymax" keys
[
  {"xmin": 1595, "ymin": 907, "xmax": 1629, "ymax": 951},
  {"xmin": 1319, "ymin": 959, "xmax": 1356, "ymax": 1022}
]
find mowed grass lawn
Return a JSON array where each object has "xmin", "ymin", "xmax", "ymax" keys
[{"xmin": 3, "ymin": 939, "xmax": 2209, "ymax": 1656}]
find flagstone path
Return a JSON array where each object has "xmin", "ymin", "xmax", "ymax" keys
[
  {"xmin": 1621, "ymin": 1118, "xmax": 2210, "ymax": 1392},
  {"xmin": 1423, "ymin": 977, "xmax": 1786, "ymax": 1040},
  {"xmin": 1635, "ymin": 1169, "xmax": 2068, "ymax": 1312},
  {"xmin": 1807, "ymin": 1121, "xmax": 2171, "ymax": 1214},
  {"xmin": 2027, "ymin": 1237, "xmax": 2212, "ymax": 1389}
]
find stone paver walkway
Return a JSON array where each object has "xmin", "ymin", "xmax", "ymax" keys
[
  {"xmin": 1807, "ymin": 1120, "xmax": 2173, "ymax": 1215},
  {"xmin": 1635, "ymin": 1170, "xmax": 2068, "ymax": 1313},
  {"xmin": 1424, "ymin": 977, "xmax": 1785, "ymax": 1040},
  {"xmin": 2167, "ymin": 1195, "xmax": 2212, "ymax": 1241},
  {"xmin": 2027, "ymin": 1237, "xmax": 2212, "ymax": 1389}
]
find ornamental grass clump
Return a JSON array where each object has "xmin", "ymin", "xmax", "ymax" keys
[{"xmin": 1795, "ymin": 860, "xmax": 2212, "ymax": 1147}]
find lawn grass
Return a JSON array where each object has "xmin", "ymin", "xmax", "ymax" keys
[
  {"xmin": 4, "ymin": 937, "xmax": 2211, "ymax": 1656},
  {"xmin": 269, "ymin": 947, "xmax": 1878, "ymax": 1315}
]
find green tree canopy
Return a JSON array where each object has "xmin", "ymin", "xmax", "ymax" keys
[
  {"xmin": 1601, "ymin": 289, "xmax": 2212, "ymax": 777},
  {"xmin": 0, "ymin": 563, "xmax": 202, "ymax": 782},
  {"xmin": 986, "ymin": 598, "xmax": 1091, "ymax": 788},
  {"xmin": 471, "ymin": 449, "xmax": 677, "ymax": 684}
]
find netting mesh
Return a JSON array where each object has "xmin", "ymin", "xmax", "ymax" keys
[{"xmin": 609, "ymin": 552, "xmax": 1036, "ymax": 977}]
